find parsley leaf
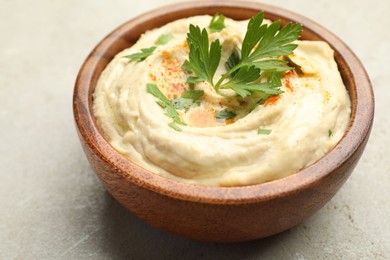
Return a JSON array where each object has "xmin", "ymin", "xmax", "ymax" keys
[
  {"xmin": 186, "ymin": 25, "xmax": 222, "ymax": 85},
  {"xmin": 221, "ymin": 66, "xmax": 283, "ymax": 97},
  {"xmin": 209, "ymin": 14, "xmax": 225, "ymax": 33},
  {"xmin": 328, "ymin": 129, "xmax": 333, "ymax": 137},
  {"xmin": 168, "ymin": 122, "xmax": 182, "ymax": 131},
  {"xmin": 252, "ymin": 59, "xmax": 292, "ymax": 72},
  {"xmin": 216, "ymin": 109, "xmax": 236, "ymax": 119},
  {"xmin": 172, "ymin": 90, "xmax": 204, "ymax": 111},
  {"xmin": 146, "ymin": 83, "xmax": 170, "ymax": 104},
  {"xmin": 171, "ymin": 98, "xmax": 194, "ymax": 111},
  {"xmin": 164, "ymin": 105, "xmax": 185, "ymax": 125},
  {"xmin": 146, "ymin": 83, "xmax": 186, "ymax": 131},
  {"xmin": 155, "ymin": 34, "xmax": 173, "ymax": 45},
  {"xmin": 123, "ymin": 46, "xmax": 156, "ymax": 62},
  {"xmin": 284, "ymin": 55, "xmax": 304, "ymax": 74},
  {"xmin": 181, "ymin": 90, "xmax": 204, "ymax": 100},
  {"xmin": 240, "ymin": 12, "xmax": 268, "ymax": 60},
  {"xmin": 269, "ymin": 71, "xmax": 283, "ymax": 87},
  {"xmin": 258, "ymin": 128, "xmax": 272, "ymax": 135},
  {"xmin": 242, "ymin": 22, "xmax": 301, "ymax": 64}
]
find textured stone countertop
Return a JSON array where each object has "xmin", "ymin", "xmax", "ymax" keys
[{"xmin": 1, "ymin": 0, "xmax": 389, "ymax": 259}]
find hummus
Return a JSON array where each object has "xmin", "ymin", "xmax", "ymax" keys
[{"xmin": 93, "ymin": 15, "xmax": 351, "ymax": 186}]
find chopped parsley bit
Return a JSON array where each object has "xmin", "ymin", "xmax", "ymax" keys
[
  {"xmin": 328, "ymin": 129, "xmax": 333, "ymax": 137},
  {"xmin": 168, "ymin": 122, "xmax": 182, "ymax": 131},
  {"xmin": 155, "ymin": 34, "xmax": 173, "ymax": 45},
  {"xmin": 171, "ymin": 98, "xmax": 194, "ymax": 111},
  {"xmin": 172, "ymin": 90, "xmax": 204, "ymax": 111},
  {"xmin": 123, "ymin": 46, "xmax": 156, "ymax": 62},
  {"xmin": 146, "ymin": 83, "xmax": 186, "ymax": 131},
  {"xmin": 146, "ymin": 83, "xmax": 170, "ymax": 104},
  {"xmin": 258, "ymin": 128, "xmax": 272, "ymax": 135},
  {"xmin": 209, "ymin": 13, "xmax": 225, "ymax": 33},
  {"xmin": 216, "ymin": 109, "xmax": 236, "ymax": 120}
]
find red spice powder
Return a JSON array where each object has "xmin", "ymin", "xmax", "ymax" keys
[
  {"xmin": 182, "ymin": 40, "xmax": 189, "ymax": 50},
  {"xmin": 264, "ymin": 95, "xmax": 280, "ymax": 106},
  {"xmin": 161, "ymin": 50, "xmax": 171, "ymax": 58},
  {"xmin": 225, "ymin": 118, "xmax": 235, "ymax": 125},
  {"xmin": 148, "ymin": 73, "xmax": 156, "ymax": 81},
  {"xmin": 283, "ymin": 70, "xmax": 294, "ymax": 92}
]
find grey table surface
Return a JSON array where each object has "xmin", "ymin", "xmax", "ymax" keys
[{"xmin": 1, "ymin": 0, "xmax": 389, "ymax": 259}]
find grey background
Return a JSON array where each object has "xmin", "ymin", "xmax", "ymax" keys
[{"xmin": 1, "ymin": 0, "xmax": 389, "ymax": 259}]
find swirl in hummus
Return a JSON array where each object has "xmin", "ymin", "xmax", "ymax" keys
[{"xmin": 93, "ymin": 15, "xmax": 351, "ymax": 186}]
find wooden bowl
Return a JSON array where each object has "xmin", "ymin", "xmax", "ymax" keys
[{"xmin": 73, "ymin": 1, "xmax": 374, "ymax": 242}]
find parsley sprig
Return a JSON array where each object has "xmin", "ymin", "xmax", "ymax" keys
[
  {"xmin": 146, "ymin": 83, "xmax": 204, "ymax": 131},
  {"xmin": 146, "ymin": 83, "xmax": 186, "ymax": 131},
  {"xmin": 186, "ymin": 12, "xmax": 302, "ymax": 98}
]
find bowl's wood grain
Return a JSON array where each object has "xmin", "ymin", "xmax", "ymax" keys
[{"xmin": 73, "ymin": 1, "xmax": 374, "ymax": 242}]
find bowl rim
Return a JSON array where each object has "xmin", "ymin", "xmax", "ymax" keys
[{"xmin": 73, "ymin": 0, "xmax": 374, "ymax": 205}]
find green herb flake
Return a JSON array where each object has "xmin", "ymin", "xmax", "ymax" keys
[
  {"xmin": 168, "ymin": 122, "xmax": 182, "ymax": 131},
  {"xmin": 146, "ymin": 83, "xmax": 170, "ymax": 105},
  {"xmin": 258, "ymin": 128, "xmax": 272, "ymax": 135},
  {"xmin": 165, "ymin": 105, "xmax": 185, "ymax": 125},
  {"xmin": 216, "ymin": 109, "xmax": 236, "ymax": 120},
  {"xmin": 172, "ymin": 90, "xmax": 204, "ymax": 111},
  {"xmin": 155, "ymin": 34, "xmax": 173, "ymax": 45},
  {"xmin": 123, "ymin": 46, "xmax": 156, "ymax": 62},
  {"xmin": 328, "ymin": 129, "xmax": 333, "ymax": 137},
  {"xmin": 146, "ymin": 83, "xmax": 186, "ymax": 131},
  {"xmin": 209, "ymin": 13, "xmax": 225, "ymax": 33},
  {"xmin": 171, "ymin": 98, "xmax": 194, "ymax": 111}
]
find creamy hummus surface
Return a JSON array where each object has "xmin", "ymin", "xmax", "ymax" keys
[{"xmin": 93, "ymin": 15, "xmax": 351, "ymax": 186}]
